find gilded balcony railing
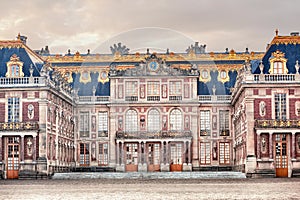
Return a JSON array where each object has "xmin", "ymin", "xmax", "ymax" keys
[
  {"xmin": 0, "ymin": 122, "xmax": 39, "ymax": 131},
  {"xmin": 255, "ymin": 119, "xmax": 300, "ymax": 128},
  {"xmin": 116, "ymin": 130, "xmax": 192, "ymax": 139}
]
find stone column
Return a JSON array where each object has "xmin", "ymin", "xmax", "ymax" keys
[
  {"xmin": 20, "ymin": 136, "xmax": 24, "ymax": 162},
  {"xmin": 292, "ymin": 132, "xmax": 296, "ymax": 160},
  {"xmin": 121, "ymin": 142, "xmax": 124, "ymax": 165},
  {"xmin": 166, "ymin": 141, "xmax": 169, "ymax": 164},
  {"xmin": 116, "ymin": 141, "xmax": 119, "ymax": 165},
  {"xmin": 33, "ymin": 136, "xmax": 36, "ymax": 161},
  {"xmin": 0, "ymin": 136, "xmax": 2, "ymax": 162},
  {"xmin": 188, "ymin": 141, "xmax": 191, "ymax": 164},
  {"xmin": 138, "ymin": 141, "xmax": 142, "ymax": 164},
  {"xmin": 257, "ymin": 133, "xmax": 261, "ymax": 160},
  {"xmin": 183, "ymin": 141, "xmax": 186, "ymax": 164},
  {"xmin": 269, "ymin": 132, "xmax": 273, "ymax": 160},
  {"xmin": 161, "ymin": 141, "xmax": 164, "ymax": 165}
]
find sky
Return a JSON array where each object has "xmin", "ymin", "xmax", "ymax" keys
[{"xmin": 0, "ymin": 0, "xmax": 299, "ymax": 54}]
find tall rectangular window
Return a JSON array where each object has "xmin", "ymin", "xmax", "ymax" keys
[
  {"xmin": 80, "ymin": 143, "xmax": 90, "ymax": 166},
  {"xmin": 169, "ymin": 81, "xmax": 182, "ymax": 96},
  {"xmin": 200, "ymin": 142, "xmax": 211, "ymax": 165},
  {"xmin": 80, "ymin": 112, "xmax": 89, "ymax": 137},
  {"xmin": 99, "ymin": 143, "xmax": 108, "ymax": 166},
  {"xmin": 219, "ymin": 110, "xmax": 230, "ymax": 136},
  {"xmin": 8, "ymin": 97, "xmax": 20, "ymax": 122},
  {"xmin": 147, "ymin": 81, "xmax": 160, "ymax": 101},
  {"xmin": 219, "ymin": 142, "xmax": 230, "ymax": 165},
  {"xmin": 273, "ymin": 62, "xmax": 283, "ymax": 74},
  {"xmin": 275, "ymin": 93, "xmax": 286, "ymax": 120},
  {"xmin": 98, "ymin": 112, "xmax": 108, "ymax": 137},
  {"xmin": 125, "ymin": 81, "xmax": 138, "ymax": 101},
  {"xmin": 200, "ymin": 110, "xmax": 210, "ymax": 136}
]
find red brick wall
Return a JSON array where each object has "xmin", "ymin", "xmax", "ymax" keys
[
  {"xmin": 22, "ymin": 102, "xmax": 39, "ymax": 121},
  {"xmin": 0, "ymin": 103, "xmax": 5, "ymax": 122},
  {"xmin": 23, "ymin": 92, "xmax": 27, "ymax": 98},
  {"xmin": 35, "ymin": 92, "xmax": 39, "ymax": 98},
  {"xmin": 0, "ymin": 92, "xmax": 5, "ymax": 98},
  {"xmin": 253, "ymin": 89, "xmax": 258, "ymax": 95},
  {"xmin": 254, "ymin": 98, "xmax": 271, "ymax": 119},
  {"xmin": 289, "ymin": 98, "xmax": 300, "ymax": 119},
  {"xmin": 266, "ymin": 89, "xmax": 271, "ymax": 95}
]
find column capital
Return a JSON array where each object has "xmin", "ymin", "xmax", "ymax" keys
[
  {"xmin": 269, "ymin": 132, "xmax": 273, "ymax": 135},
  {"xmin": 292, "ymin": 132, "xmax": 296, "ymax": 135}
]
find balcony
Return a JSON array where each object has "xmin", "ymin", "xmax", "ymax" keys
[
  {"xmin": 253, "ymin": 74, "xmax": 296, "ymax": 82},
  {"xmin": 255, "ymin": 119, "xmax": 300, "ymax": 129},
  {"xmin": 198, "ymin": 95, "xmax": 231, "ymax": 104},
  {"xmin": 0, "ymin": 77, "xmax": 46, "ymax": 87},
  {"xmin": 77, "ymin": 96, "xmax": 110, "ymax": 104},
  {"xmin": 116, "ymin": 130, "xmax": 192, "ymax": 139},
  {"xmin": 0, "ymin": 122, "xmax": 39, "ymax": 131}
]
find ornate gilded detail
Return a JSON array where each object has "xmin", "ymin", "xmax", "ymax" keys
[
  {"xmin": 6, "ymin": 54, "xmax": 24, "ymax": 78},
  {"xmin": 270, "ymin": 35, "xmax": 300, "ymax": 46},
  {"xmin": 255, "ymin": 119, "xmax": 300, "ymax": 128},
  {"xmin": 73, "ymin": 51, "xmax": 83, "ymax": 61},
  {"xmin": 98, "ymin": 70, "xmax": 109, "ymax": 84},
  {"xmin": 218, "ymin": 69, "xmax": 230, "ymax": 83},
  {"xmin": 0, "ymin": 40, "xmax": 23, "ymax": 49},
  {"xmin": 43, "ymin": 52, "xmax": 264, "ymax": 63},
  {"xmin": 199, "ymin": 68, "xmax": 211, "ymax": 83},
  {"xmin": 79, "ymin": 70, "xmax": 91, "ymax": 84},
  {"xmin": 269, "ymin": 50, "xmax": 288, "ymax": 74}
]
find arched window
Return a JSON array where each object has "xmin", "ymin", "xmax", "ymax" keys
[
  {"xmin": 148, "ymin": 109, "xmax": 160, "ymax": 131},
  {"xmin": 125, "ymin": 109, "xmax": 138, "ymax": 132},
  {"xmin": 169, "ymin": 109, "xmax": 182, "ymax": 131}
]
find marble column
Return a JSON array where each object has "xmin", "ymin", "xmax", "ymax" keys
[
  {"xmin": 121, "ymin": 142, "xmax": 124, "ymax": 165},
  {"xmin": 116, "ymin": 141, "xmax": 119, "ymax": 165},
  {"xmin": 0, "ymin": 136, "xmax": 2, "ymax": 161},
  {"xmin": 257, "ymin": 133, "xmax": 261, "ymax": 160},
  {"xmin": 138, "ymin": 141, "xmax": 142, "ymax": 164},
  {"xmin": 188, "ymin": 141, "xmax": 191, "ymax": 164},
  {"xmin": 33, "ymin": 136, "xmax": 36, "ymax": 161},
  {"xmin": 292, "ymin": 132, "xmax": 296, "ymax": 159},
  {"xmin": 269, "ymin": 133, "xmax": 273, "ymax": 160},
  {"xmin": 20, "ymin": 136, "xmax": 24, "ymax": 162}
]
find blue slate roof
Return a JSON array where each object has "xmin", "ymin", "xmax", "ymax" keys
[
  {"xmin": 254, "ymin": 44, "xmax": 300, "ymax": 74},
  {"xmin": 0, "ymin": 46, "xmax": 44, "ymax": 77}
]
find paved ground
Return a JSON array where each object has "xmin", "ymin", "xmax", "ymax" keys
[{"xmin": 1, "ymin": 178, "xmax": 300, "ymax": 200}]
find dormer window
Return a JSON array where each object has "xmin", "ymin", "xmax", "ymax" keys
[
  {"xmin": 269, "ymin": 50, "xmax": 288, "ymax": 74},
  {"xmin": 273, "ymin": 61, "xmax": 283, "ymax": 74},
  {"xmin": 6, "ymin": 54, "xmax": 24, "ymax": 78}
]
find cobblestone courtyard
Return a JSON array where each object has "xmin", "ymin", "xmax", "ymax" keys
[{"xmin": 1, "ymin": 178, "xmax": 300, "ymax": 200}]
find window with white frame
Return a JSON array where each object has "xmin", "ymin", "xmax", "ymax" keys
[
  {"xmin": 80, "ymin": 143, "xmax": 90, "ymax": 166},
  {"xmin": 200, "ymin": 142, "xmax": 211, "ymax": 165},
  {"xmin": 98, "ymin": 143, "xmax": 108, "ymax": 166},
  {"xmin": 8, "ymin": 97, "xmax": 20, "ymax": 122},
  {"xmin": 219, "ymin": 110, "xmax": 230, "ymax": 136},
  {"xmin": 147, "ymin": 109, "xmax": 160, "ymax": 131},
  {"xmin": 273, "ymin": 62, "xmax": 284, "ymax": 74},
  {"xmin": 169, "ymin": 81, "xmax": 182, "ymax": 96},
  {"xmin": 125, "ymin": 81, "xmax": 138, "ymax": 97},
  {"xmin": 98, "ymin": 112, "xmax": 108, "ymax": 136},
  {"xmin": 125, "ymin": 109, "xmax": 138, "ymax": 132},
  {"xmin": 79, "ymin": 112, "xmax": 89, "ymax": 137},
  {"xmin": 275, "ymin": 93, "xmax": 286, "ymax": 120},
  {"xmin": 170, "ymin": 109, "xmax": 182, "ymax": 131},
  {"xmin": 219, "ymin": 142, "xmax": 230, "ymax": 165},
  {"xmin": 147, "ymin": 81, "xmax": 160, "ymax": 96},
  {"xmin": 200, "ymin": 110, "xmax": 210, "ymax": 136}
]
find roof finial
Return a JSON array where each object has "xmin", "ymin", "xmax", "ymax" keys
[
  {"xmin": 275, "ymin": 29, "xmax": 279, "ymax": 36},
  {"xmin": 17, "ymin": 33, "xmax": 21, "ymax": 40}
]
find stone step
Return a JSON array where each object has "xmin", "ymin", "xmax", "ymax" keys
[{"xmin": 52, "ymin": 171, "xmax": 246, "ymax": 180}]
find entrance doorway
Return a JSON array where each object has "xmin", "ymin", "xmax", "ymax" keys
[
  {"xmin": 275, "ymin": 134, "xmax": 288, "ymax": 177},
  {"xmin": 7, "ymin": 137, "xmax": 20, "ymax": 179},
  {"xmin": 147, "ymin": 143, "xmax": 160, "ymax": 172},
  {"xmin": 170, "ymin": 143, "xmax": 183, "ymax": 171},
  {"xmin": 125, "ymin": 143, "xmax": 138, "ymax": 172}
]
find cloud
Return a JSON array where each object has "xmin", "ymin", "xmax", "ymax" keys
[{"xmin": 1, "ymin": 0, "xmax": 300, "ymax": 53}]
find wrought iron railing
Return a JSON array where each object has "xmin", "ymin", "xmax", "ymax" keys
[
  {"xmin": 255, "ymin": 119, "xmax": 300, "ymax": 128},
  {"xmin": 0, "ymin": 122, "xmax": 39, "ymax": 131},
  {"xmin": 116, "ymin": 130, "xmax": 192, "ymax": 139}
]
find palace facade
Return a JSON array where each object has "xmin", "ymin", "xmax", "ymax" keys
[{"xmin": 1, "ymin": 31, "xmax": 300, "ymax": 179}]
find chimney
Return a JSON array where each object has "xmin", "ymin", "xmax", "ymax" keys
[{"xmin": 290, "ymin": 32, "xmax": 299, "ymax": 36}]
